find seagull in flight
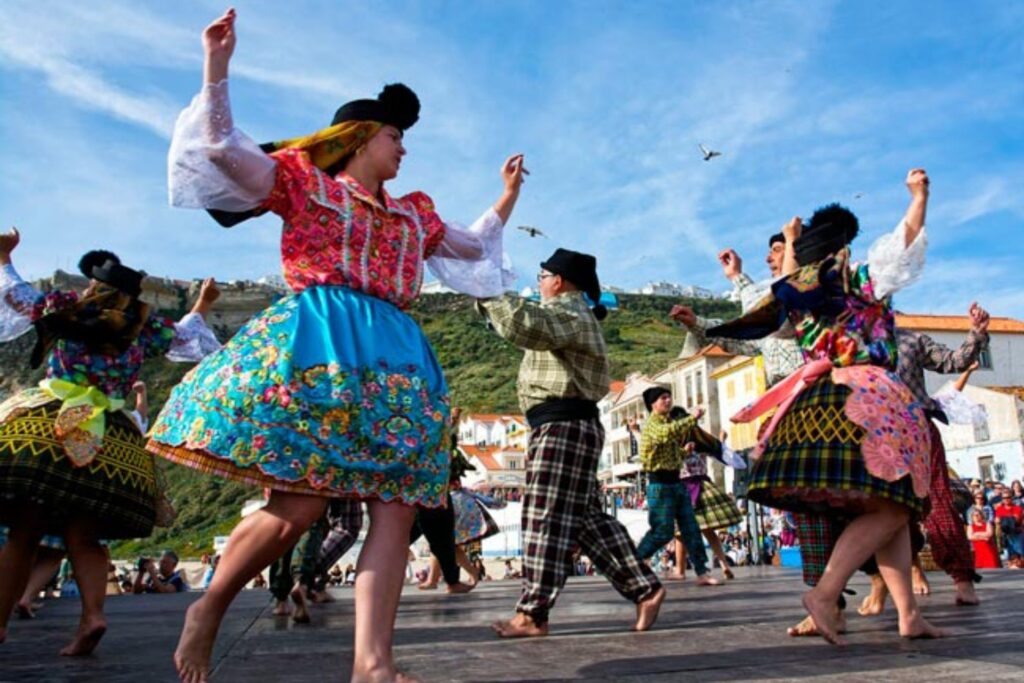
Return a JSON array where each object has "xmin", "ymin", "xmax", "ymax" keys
[
  {"xmin": 517, "ymin": 225, "xmax": 548, "ymax": 238},
  {"xmin": 698, "ymin": 144, "xmax": 722, "ymax": 161},
  {"xmin": 853, "ymin": 192, "xmax": 864, "ymax": 199}
]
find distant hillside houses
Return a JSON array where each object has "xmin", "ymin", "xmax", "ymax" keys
[{"xmin": 636, "ymin": 282, "xmax": 718, "ymax": 299}]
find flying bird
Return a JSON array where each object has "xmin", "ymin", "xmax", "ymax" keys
[
  {"xmin": 698, "ymin": 144, "xmax": 722, "ymax": 161},
  {"xmin": 517, "ymin": 225, "xmax": 548, "ymax": 238},
  {"xmin": 853, "ymin": 192, "xmax": 864, "ymax": 199}
]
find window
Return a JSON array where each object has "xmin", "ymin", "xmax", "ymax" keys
[
  {"xmin": 743, "ymin": 372, "xmax": 754, "ymax": 393},
  {"xmin": 978, "ymin": 455, "xmax": 994, "ymax": 484},
  {"xmin": 686, "ymin": 375, "xmax": 695, "ymax": 408},
  {"xmin": 725, "ymin": 380, "xmax": 735, "ymax": 400},
  {"xmin": 696, "ymin": 370, "xmax": 704, "ymax": 405},
  {"xmin": 978, "ymin": 348, "xmax": 993, "ymax": 370}
]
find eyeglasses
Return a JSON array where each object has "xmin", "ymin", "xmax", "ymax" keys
[{"xmin": 537, "ymin": 272, "xmax": 555, "ymax": 282}]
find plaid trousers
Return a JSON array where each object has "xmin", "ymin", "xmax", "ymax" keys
[
  {"xmin": 636, "ymin": 481, "xmax": 709, "ymax": 576},
  {"xmin": 517, "ymin": 419, "xmax": 661, "ymax": 624},
  {"xmin": 309, "ymin": 499, "xmax": 364, "ymax": 591},
  {"xmin": 797, "ymin": 423, "xmax": 971, "ymax": 585}
]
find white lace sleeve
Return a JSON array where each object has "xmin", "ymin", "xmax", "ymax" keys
[
  {"xmin": 0, "ymin": 263, "xmax": 42, "ymax": 342},
  {"xmin": 933, "ymin": 390, "xmax": 988, "ymax": 428},
  {"xmin": 426, "ymin": 208, "xmax": 516, "ymax": 298},
  {"xmin": 168, "ymin": 79, "xmax": 277, "ymax": 212},
  {"xmin": 867, "ymin": 219, "xmax": 927, "ymax": 300},
  {"xmin": 166, "ymin": 312, "xmax": 223, "ymax": 362}
]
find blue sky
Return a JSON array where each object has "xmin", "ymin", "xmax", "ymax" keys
[{"xmin": 1, "ymin": 0, "xmax": 1021, "ymax": 318}]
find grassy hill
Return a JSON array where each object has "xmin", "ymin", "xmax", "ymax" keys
[{"xmin": 1, "ymin": 291, "xmax": 738, "ymax": 557}]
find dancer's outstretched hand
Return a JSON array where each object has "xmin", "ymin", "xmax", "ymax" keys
[
  {"xmin": 782, "ymin": 216, "xmax": 802, "ymax": 244},
  {"xmin": 501, "ymin": 154, "xmax": 529, "ymax": 194},
  {"xmin": 905, "ymin": 168, "xmax": 929, "ymax": 199},
  {"xmin": 968, "ymin": 301, "xmax": 989, "ymax": 334},
  {"xmin": 718, "ymin": 249, "xmax": 742, "ymax": 279},
  {"xmin": 198, "ymin": 277, "xmax": 221, "ymax": 305},
  {"xmin": 0, "ymin": 226, "xmax": 20, "ymax": 257},
  {"xmin": 669, "ymin": 304, "xmax": 696, "ymax": 326},
  {"xmin": 203, "ymin": 8, "xmax": 237, "ymax": 62}
]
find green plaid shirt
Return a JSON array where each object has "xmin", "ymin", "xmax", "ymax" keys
[
  {"xmin": 639, "ymin": 413, "xmax": 722, "ymax": 472},
  {"xmin": 477, "ymin": 292, "xmax": 610, "ymax": 414}
]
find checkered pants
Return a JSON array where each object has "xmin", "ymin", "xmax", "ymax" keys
[
  {"xmin": 311, "ymin": 499, "xmax": 364, "ymax": 591},
  {"xmin": 517, "ymin": 419, "xmax": 661, "ymax": 624},
  {"xmin": 636, "ymin": 481, "xmax": 709, "ymax": 576},
  {"xmin": 796, "ymin": 423, "xmax": 973, "ymax": 585}
]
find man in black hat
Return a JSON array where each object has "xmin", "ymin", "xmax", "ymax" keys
[{"xmin": 477, "ymin": 248, "xmax": 664, "ymax": 638}]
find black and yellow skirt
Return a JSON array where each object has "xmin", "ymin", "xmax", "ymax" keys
[
  {"xmin": 0, "ymin": 399, "xmax": 157, "ymax": 539},
  {"xmin": 746, "ymin": 377, "xmax": 925, "ymax": 516}
]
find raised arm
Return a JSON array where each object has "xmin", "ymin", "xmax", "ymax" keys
[
  {"xmin": 901, "ymin": 168, "xmax": 929, "ymax": 247},
  {"xmin": 168, "ymin": 9, "xmax": 277, "ymax": 211},
  {"xmin": 866, "ymin": 168, "xmax": 930, "ymax": 299},
  {"xmin": 669, "ymin": 304, "xmax": 763, "ymax": 357},
  {"xmin": 780, "ymin": 217, "xmax": 802, "ymax": 276},
  {"xmin": 918, "ymin": 304, "xmax": 989, "ymax": 374},
  {"xmin": 0, "ymin": 227, "xmax": 48, "ymax": 341},
  {"xmin": 476, "ymin": 296, "xmax": 580, "ymax": 351}
]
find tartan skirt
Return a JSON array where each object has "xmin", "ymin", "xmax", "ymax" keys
[
  {"xmin": 692, "ymin": 478, "xmax": 743, "ymax": 531},
  {"xmin": 0, "ymin": 399, "xmax": 157, "ymax": 539},
  {"xmin": 746, "ymin": 376, "xmax": 924, "ymax": 515}
]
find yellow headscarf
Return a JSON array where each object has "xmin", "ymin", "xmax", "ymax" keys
[{"xmin": 266, "ymin": 120, "xmax": 383, "ymax": 172}]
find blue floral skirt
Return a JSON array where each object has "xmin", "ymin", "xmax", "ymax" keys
[{"xmin": 148, "ymin": 286, "xmax": 450, "ymax": 507}]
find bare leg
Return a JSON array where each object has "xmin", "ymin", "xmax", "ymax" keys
[
  {"xmin": 874, "ymin": 525, "xmax": 944, "ymax": 639},
  {"xmin": 704, "ymin": 530, "xmax": 734, "ymax": 580},
  {"xmin": 16, "ymin": 546, "xmax": 63, "ymax": 618},
  {"xmin": 60, "ymin": 517, "xmax": 108, "ymax": 656},
  {"xmin": 0, "ymin": 504, "xmax": 47, "ymax": 643},
  {"xmin": 669, "ymin": 540, "xmax": 686, "ymax": 580},
  {"xmin": 803, "ymin": 500, "xmax": 910, "ymax": 645},
  {"xmin": 175, "ymin": 491, "xmax": 327, "ymax": 683},
  {"xmin": 290, "ymin": 582, "xmax": 310, "ymax": 624},
  {"xmin": 455, "ymin": 547, "xmax": 479, "ymax": 584},
  {"xmin": 857, "ymin": 573, "xmax": 889, "ymax": 616},
  {"xmin": 351, "ymin": 499, "xmax": 418, "ymax": 683},
  {"xmin": 911, "ymin": 555, "xmax": 931, "ymax": 595},
  {"xmin": 954, "ymin": 580, "xmax": 979, "ymax": 606}
]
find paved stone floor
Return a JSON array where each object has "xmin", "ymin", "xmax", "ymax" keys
[{"xmin": 2, "ymin": 566, "xmax": 1023, "ymax": 682}]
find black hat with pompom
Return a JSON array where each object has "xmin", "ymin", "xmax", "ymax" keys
[
  {"xmin": 794, "ymin": 203, "xmax": 860, "ymax": 266},
  {"xmin": 78, "ymin": 250, "xmax": 121, "ymax": 280},
  {"xmin": 331, "ymin": 83, "xmax": 420, "ymax": 131}
]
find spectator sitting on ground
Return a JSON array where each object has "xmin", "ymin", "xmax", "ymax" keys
[
  {"xmin": 251, "ymin": 572, "xmax": 267, "ymax": 589},
  {"xmin": 133, "ymin": 550, "xmax": 188, "ymax": 593},
  {"xmin": 344, "ymin": 564, "xmax": 357, "ymax": 585},
  {"xmin": 503, "ymin": 559, "xmax": 521, "ymax": 580}
]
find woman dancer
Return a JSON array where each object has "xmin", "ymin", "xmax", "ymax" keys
[
  {"xmin": 710, "ymin": 169, "xmax": 940, "ymax": 644},
  {"xmin": 147, "ymin": 9, "xmax": 522, "ymax": 682},
  {"xmin": 0, "ymin": 230, "xmax": 220, "ymax": 653},
  {"xmin": 676, "ymin": 417, "xmax": 745, "ymax": 581}
]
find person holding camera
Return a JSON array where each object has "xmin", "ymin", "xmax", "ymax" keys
[{"xmin": 133, "ymin": 551, "xmax": 188, "ymax": 594}]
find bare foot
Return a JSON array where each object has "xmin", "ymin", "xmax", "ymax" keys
[
  {"xmin": 15, "ymin": 601, "xmax": 35, "ymax": 619},
  {"xmin": 491, "ymin": 613, "xmax": 549, "ymax": 638},
  {"xmin": 311, "ymin": 590, "xmax": 335, "ymax": 604},
  {"xmin": 445, "ymin": 582, "xmax": 475, "ymax": 595},
  {"xmin": 417, "ymin": 582, "xmax": 438, "ymax": 591},
  {"xmin": 802, "ymin": 590, "xmax": 845, "ymax": 645},
  {"xmin": 723, "ymin": 567, "xmax": 735, "ymax": 580},
  {"xmin": 634, "ymin": 586, "xmax": 665, "ymax": 632},
  {"xmin": 290, "ymin": 585, "xmax": 310, "ymax": 624},
  {"xmin": 174, "ymin": 598, "xmax": 220, "ymax": 683},
  {"xmin": 787, "ymin": 608, "xmax": 847, "ymax": 637},
  {"xmin": 59, "ymin": 615, "xmax": 107, "ymax": 656},
  {"xmin": 954, "ymin": 581, "xmax": 979, "ymax": 606},
  {"xmin": 911, "ymin": 565, "xmax": 931, "ymax": 596},
  {"xmin": 899, "ymin": 609, "xmax": 946, "ymax": 639},
  {"xmin": 695, "ymin": 574, "xmax": 720, "ymax": 587},
  {"xmin": 271, "ymin": 599, "xmax": 291, "ymax": 616},
  {"xmin": 665, "ymin": 572, "xmax": 686, "ymax": 581},
  {"xmin": 857, "ymin": 575, "xmax": 889, "ymax": 616}
]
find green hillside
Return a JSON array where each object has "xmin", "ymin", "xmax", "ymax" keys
[{"xmin": 2, "ymin": 292, "xmax": 738, "ymax": 557}]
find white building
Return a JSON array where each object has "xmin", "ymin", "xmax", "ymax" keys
[
  {"xmin": 895, "ymin": 313, "xmax": 1024, "ymax": 394},
  {"xmin": 936, "ymin": 384, "xmax": 1024, "ymax": 485},
  {"xmin": 600, "ymin": 374, "xmax": 659, "ymax": 483},
  {"xmin": 458, "ymin": 414, "xmax": 528, "ymax": 449},
  {"xmin": 637, "ymin": 282, "xmax": 717, "ymax": 299},
  {"xmin": 459, "ymin": 444, "xmax": 527, "ymax": 495}
]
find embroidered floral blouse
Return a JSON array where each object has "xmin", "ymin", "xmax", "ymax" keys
[
  {"xmin": 0, "ymin": 264, "xmax": 220, "ymax": 399},
  {"xmin": 262, "ymin": 149, "xmax": 445, "ymax": 308}
]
